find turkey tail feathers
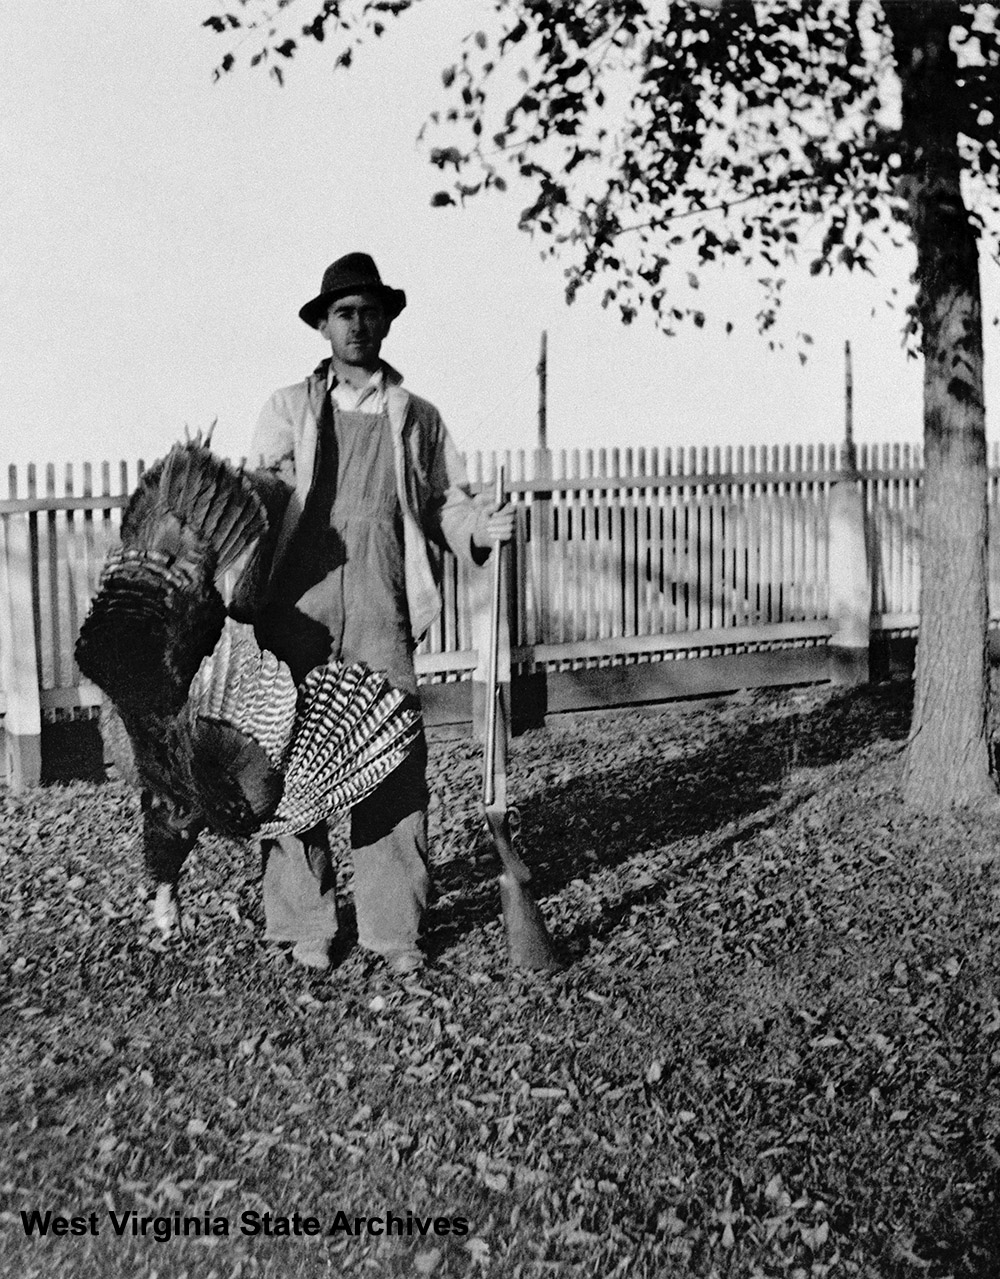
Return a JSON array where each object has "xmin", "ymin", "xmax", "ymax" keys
[
  {"xmin": 78, "ymin": 441, "xmax": 266, "ymax": 716},
  {"xmin": 259, "ymin": 663, "xmax": 421, "ymax": 837},
  {"xmin": 121, "ymin": 442, "xmax": 267, "ymax": 575},
  {"xmin": 76, "ymin": 553, "xmax": 227, "ymax": 715},
  {"xmin": 187, "ymin": 619, "xmax": 297, "ymax": 769}
]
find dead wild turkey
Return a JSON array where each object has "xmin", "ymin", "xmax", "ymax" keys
[{"xmin": 75, "ymin": 439, "xmax": 420, "ymax": 935}]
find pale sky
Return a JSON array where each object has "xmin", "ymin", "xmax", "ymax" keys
[{"xmin": 4, "ymin": 1, "xmax": 999, "ymax": 476}]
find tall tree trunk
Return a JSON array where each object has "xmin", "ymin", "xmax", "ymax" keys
[{"xmin": 885, "ymin": 2, "xmax": 993, "ymax": 809}]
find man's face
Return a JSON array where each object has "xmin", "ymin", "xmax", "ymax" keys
[{"xmin": 318, "ymin": 292, "xmax": 389, "ymax": 371}]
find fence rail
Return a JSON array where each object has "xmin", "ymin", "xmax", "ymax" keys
[{"xmin": 5, "ymin": 438, "xmax": 1000, "ymax": 786}]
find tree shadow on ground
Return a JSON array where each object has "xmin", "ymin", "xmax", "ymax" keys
[
  {"xmin": 36, "ymin": 680, "xmax": 914, "ymax": 969},
  {"xmin": 424, "ymin": 680, "xmax": 913, "ymax": 959}
]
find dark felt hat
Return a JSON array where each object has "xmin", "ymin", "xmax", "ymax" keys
[{"xmin": 298, "ymin": 253, "xmax": 407, "ymax": 329}]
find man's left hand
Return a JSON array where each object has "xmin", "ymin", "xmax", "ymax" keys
[{"xmin": 475, "ymin": 501, "xmax": 516, "ymax": 546}]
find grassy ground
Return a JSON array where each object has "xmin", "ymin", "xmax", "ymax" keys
[{"xmin": 1, "ymin": 681, "xmax": 999, "ymax": 1278}]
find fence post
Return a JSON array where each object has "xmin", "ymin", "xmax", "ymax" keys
[
  {"xmin": 0, "ymin": 512, "xmax": 42, "ymax": 788},
  {"xmin": 827, "ymin": 463, "xmax": 871, "ymax": 686}
]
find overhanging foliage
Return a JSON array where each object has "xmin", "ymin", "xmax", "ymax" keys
[{"xmin": 204, "ymin": 1, "xmax": 1000, "ymax": 344}]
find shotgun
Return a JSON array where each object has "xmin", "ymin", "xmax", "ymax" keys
[{"xmin": 482, "ymin": 467, "xmax": 563, "ymax": 972}]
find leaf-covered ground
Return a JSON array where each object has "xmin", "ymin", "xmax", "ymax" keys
[{"xmin": 2, "ymin": 681, "xmax": 1000, "ymax": 1279}]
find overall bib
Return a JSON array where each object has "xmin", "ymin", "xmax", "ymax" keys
[{"xmin": 257, "ymin": 399, "xmax": 429, "ymax": 961}]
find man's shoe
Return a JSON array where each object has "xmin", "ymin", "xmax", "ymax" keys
[
  {"xmin": 292, "ymin": 939, "xmax": 332, "ymax": 971},
  {"xmin": 385, "ymin": 949, "xmax": 424, "ymax": 977}
]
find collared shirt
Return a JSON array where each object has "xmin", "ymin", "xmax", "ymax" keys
[{"xmin": 326, "ymin": 364, "xmax": 388, "ymax": 415}]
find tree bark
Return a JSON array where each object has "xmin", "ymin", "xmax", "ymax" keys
[{"xmin": 886, "ymin": 2, "xmax": 993, "ymax": 809}]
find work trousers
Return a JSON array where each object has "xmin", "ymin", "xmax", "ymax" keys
[
  {"xmin": 256, "ymin": 402, "xmax": 429, "ymax": 960},
  {"xmin": 261, "ymin": 729, "xmax": 429, "ymax": 959}
]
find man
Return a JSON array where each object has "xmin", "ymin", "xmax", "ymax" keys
[{"xmin": 237, "ymin": 252, "xmax": 513, "ymax": 975}]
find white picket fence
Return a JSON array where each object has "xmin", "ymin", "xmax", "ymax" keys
[{"xmin": 3, "ymin": 437, "xmax": 994, "ymax": 785}]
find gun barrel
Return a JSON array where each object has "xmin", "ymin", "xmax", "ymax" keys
[{"xmin": 482, "ymin": 465, "xmax": 505, "ymax": 807}]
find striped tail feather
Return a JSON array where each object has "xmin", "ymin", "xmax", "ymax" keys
[
  {"xmin": 283, "ymin": 660, "xmax": 406, "ymax": 784},
  {"xmin": 317, "ymin": 708, "xmax": 422, "ymax": 804},
  {"xmin": 121, "ymin": 441, "xmax": 267, "ymax": 575},
  {"xmin": 259, "ymin": 662, "xmax": 421, "ymax": 837},
  {"xmin": 185, "ymin": 619, "xmax": 297, "ymax": 768},
  {"xmin": 98, "ymin": 546, "xmax": 197, "ymax": 593}
]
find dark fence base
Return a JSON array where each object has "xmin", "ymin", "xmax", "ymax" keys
[
  {"xmin": 418, "ymin": 644, "xmax": 835, "ymax": 732},
  {"xmin": 7, "ymin": 639, "xmax": 932, "ymax": 784},
  {"xmin": 531, "ymin": 646, "xmax": 832, "ymax": 717}
]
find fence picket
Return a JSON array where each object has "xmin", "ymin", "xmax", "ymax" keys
[
  {"xmin": 557, "ymin": 451, "xmax": 568, "ymax": 647},
  {"xmin": 624, "ymin": 448, "xmax": 637, "ymax": 638},
  {"xmin": 64, "ymin": 464, "xmax": 85, "ymax": 684},
  {"xmin": 660, "ymin": 447, "xmax": 672, "ymax": 636},
  {"xmin": 25, "ymin": 465, "xmax": 43, "ymax": 689},
  {"xmin": 670, "ymin": 448, "xmax": 683, "ymax": 632},
  {"xmin": 608, "ymin": 448, "xmax": 621, "ymax": 639},
  {"xmin": 570, "ymin": 449, "xmax": 584, "ymax": 644}
]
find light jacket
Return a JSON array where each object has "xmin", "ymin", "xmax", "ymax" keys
[{"xmin": 238, "ymin": 359, "xmax": 486, "ymax": 641}]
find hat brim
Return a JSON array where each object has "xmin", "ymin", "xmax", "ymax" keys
[{"xmin": 299, "ymin": 283, "xmax": 406, "ymax": 329}]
